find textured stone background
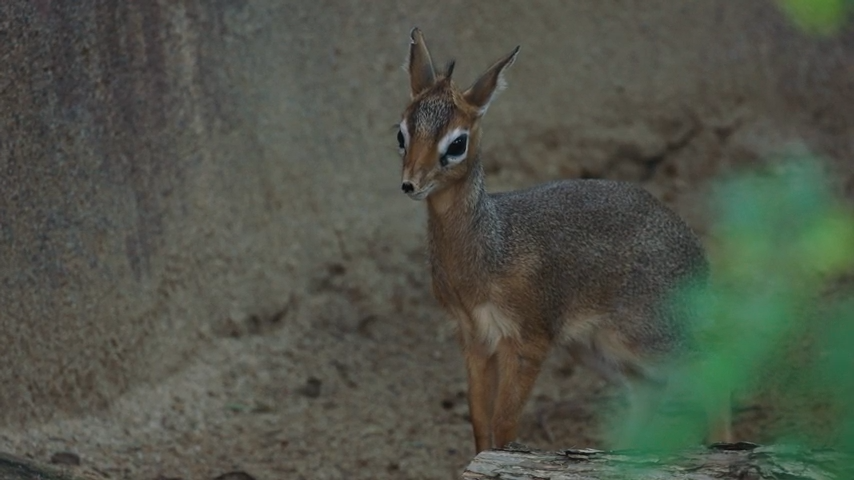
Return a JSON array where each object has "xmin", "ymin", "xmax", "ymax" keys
[
  {"xmin": 0, "ymin": 1, "xmax": 852, "ymax": 477},
  {"xmin": 0, "ymin": 0, "xmax": 303, "ymax": 425}
]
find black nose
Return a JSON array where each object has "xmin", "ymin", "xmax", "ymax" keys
[{"xmin": 401, "ymin": 182, "xmax": 415, "ymax": 193}]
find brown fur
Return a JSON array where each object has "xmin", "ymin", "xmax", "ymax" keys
[{"xmin": 397, "ymin": 28, "xmax": 732, "ymax": 453}]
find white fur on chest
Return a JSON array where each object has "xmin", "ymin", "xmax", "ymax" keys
[{"xmin": 468, "ymin": 302, "xmax": 521, "ymax": 353}]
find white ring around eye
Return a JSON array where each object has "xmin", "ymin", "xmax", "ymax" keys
[
  {"xmin": 398, "ymin": 120, "xmax": 410, "ymax": 151},
  {"xmin": 438, "ymin": 128, "xmax": 469, "ymax": 164}
]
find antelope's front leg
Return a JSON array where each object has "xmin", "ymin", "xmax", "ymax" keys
[
  {"xmin": 492, "ymin": 336, "xmax": 549, "ymax": 449},
  {"xmin": 464, "ymin": 345, "xmax": 498, "ymax": 453}
]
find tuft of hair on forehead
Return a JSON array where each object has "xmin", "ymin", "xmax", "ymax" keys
[
  {"xmin": 444, "ymin": 60, "xmax": 456, "ymax": 79},
  {"xmin": 406, "ymin": 88, "xmax": 457, "ymax": 136}
]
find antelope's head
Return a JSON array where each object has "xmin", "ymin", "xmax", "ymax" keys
[{"xmin": 397, "ymin": 28, "xmax": 519, "ymax": 200}]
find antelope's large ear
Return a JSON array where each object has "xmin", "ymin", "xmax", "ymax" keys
[
  {"xmin": 463, "ymin": 46, "xmax": 520, "ymax": 116},
  {"xmin": 406, "ymin": 28, "xmax": 437, "ymax": 98}
]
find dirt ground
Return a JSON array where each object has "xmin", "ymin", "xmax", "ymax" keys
[
  {"xmin": 2, "ymin": 2, "xmax": 854, "ymax": 480},
  {"xmin": 3, "ymin": 265, "xmax": 852, "ymax": 480}
]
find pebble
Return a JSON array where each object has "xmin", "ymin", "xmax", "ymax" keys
[
  {"xmin": 49, "ymin": 451, "xmax": 80, "ymax": 466},
  {"xmin": 213, "ymin": 472, "xmax": 256, "ymax": 480}
]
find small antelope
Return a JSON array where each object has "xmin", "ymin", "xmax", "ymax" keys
[{"xmin": 396, "ymin": 28, "xmax": 732, "ymax": 453}]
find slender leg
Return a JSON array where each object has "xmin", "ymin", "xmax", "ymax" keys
[
  {"xmin": 613, "ymin": 377, "xmax": 666, "ymax": 449},
  {"xmin": 491, "ymin": 337, "xmax": 549, "ymax": 449},
  {"xmin": 705, "ymin": 389, "xmax": 733, "ymax": 444},
  {"xmin": 465, "ymin": 345, "xmax": 497, "ymax": 453}
]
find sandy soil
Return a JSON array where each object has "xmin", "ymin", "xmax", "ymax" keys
[
  {"xmin": 2, "ymin": 2, "xmax": 853, "ymax": 480},
  {"xmin": 3, "ymin": 265, "xmax": 850, "ymax": 480},
  {"xmin": 0, "ymin": 236, "xmax": 616, "ymax": 479}
]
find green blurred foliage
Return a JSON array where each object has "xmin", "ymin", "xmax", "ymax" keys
[
  {"xmin": 778, "ymin": 0, "xmax": 853, "ymax": 36},
  {"xmin": 606, "ymin": 156, "xmax": 854, "ymax": 456}
]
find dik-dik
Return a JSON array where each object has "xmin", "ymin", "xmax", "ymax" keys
[{"xmin": 396, "ymin": 28, "xmax": 732, "ymax": 453}]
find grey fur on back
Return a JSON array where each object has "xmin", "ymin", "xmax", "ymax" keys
[{"xmin": 447, "ymin": 162, "xmax": 709, "ymax": 366}]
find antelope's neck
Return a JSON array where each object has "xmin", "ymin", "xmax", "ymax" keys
[{"xmin": 426, "ymin": 161, "xmax": 501, "ymax": 283}]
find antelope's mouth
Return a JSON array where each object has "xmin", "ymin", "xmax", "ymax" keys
[{"xmin": 406, "ymin": 183, "xmax": 434, "ymax": 201}]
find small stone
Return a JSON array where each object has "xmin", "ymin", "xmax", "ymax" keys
[
  {"xmin": 297, "ymin": 377, "xmax": 322, "ymax": 398},
  {"xmin": 49, "ymin": 451, "xmax": 80, "ymax": 465},
  {"xmin": 212, "ymin": 472, "xmax": 256, "ymax": 480},
  {"xmin": 251, "ymin": 401, "xmax": 273, "ymax": 413}
]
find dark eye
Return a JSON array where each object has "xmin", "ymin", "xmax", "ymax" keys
[
  {"xmin": 397, "ymin": 130, "xmax": 405, "ymax": 150},
  {"xmin": 446, "ymin": 134, "xmax": 467, "ymax": 157}
]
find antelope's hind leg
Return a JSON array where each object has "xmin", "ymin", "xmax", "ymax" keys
[{"xmin": 491, "ymin": 335, "xmax": 550, "ymax": 449}]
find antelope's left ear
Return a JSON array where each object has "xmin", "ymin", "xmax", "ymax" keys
[
  {"xmin": 406, "ymin": 28, "xmax": 437, "ymax": 98},
  {"xmin": 463, "ymin": 46, "xmax": 520, "ymax": 116}
]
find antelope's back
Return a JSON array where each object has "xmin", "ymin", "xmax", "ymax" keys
[{"xmin": 491, "ymin": 178, "xmax": 708, "ymax": 343}]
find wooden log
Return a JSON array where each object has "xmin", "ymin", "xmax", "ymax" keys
[
  {"xmin": 462, "ymin": 442, "xmax": 852, "ymax": 479},
  {"xmin": 0, "ymin": 452, "xmax": 89, "ymax": 480}
]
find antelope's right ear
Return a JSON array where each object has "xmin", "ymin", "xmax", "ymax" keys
[
  {"xmin": 406, "ymin": 28, "xmax": 437, "ymax": 98},
  {"xmin": 464, "ymin": 45, "xmax": 520, "ymax": 116}
]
